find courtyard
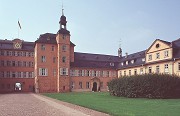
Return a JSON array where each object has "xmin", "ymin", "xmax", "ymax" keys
[{"xmin": 0, "ymin": 93, "xmax": 108, "ymax": 116}]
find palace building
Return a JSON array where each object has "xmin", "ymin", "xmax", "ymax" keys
[{"xmin": 1, "ymin": 11, "xmax": 180, "ymax": 93}]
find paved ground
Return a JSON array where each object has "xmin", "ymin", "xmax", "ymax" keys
[{"xmin": 0, "ymin": 93, "xmax": 109, "ymax": 116}]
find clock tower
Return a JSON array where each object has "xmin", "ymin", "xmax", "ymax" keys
[{"xmin": 56, "ymin": 9, "xmax": 71, "ymax": 92}]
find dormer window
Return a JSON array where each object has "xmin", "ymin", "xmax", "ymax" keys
[
  {"xmin": 110, "ymin": 62, "xmax": 114, "ymax": 66},
  {"xmin": 142, "ymin": 58, "xmax": 145, "ymax": 62},
  {"xmin": 121, "ymin": 62, "xmax": 123, "ymax": 66},
  {"xmin": 126, "ymin": 61, "xmax": 128, "ymax": 65},
  {"xmin": 131, "ymin": 60, "xmax": 134, "ymax": 64}
]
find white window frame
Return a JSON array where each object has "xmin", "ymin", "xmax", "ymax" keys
[
  {"xmin": 39, "ymin": 68, "xmax": 48, "ymax": 76},
  {"xmin": 164, "ymin": 51, "xmax": 169, "ymax": 57},
  {"xmin": 164, "ymin": 64, "xmax": 169, "ymax": 73},
  {"xmin": 156, "ymin": 65, "xmax": 160, "ymax": 73},
  {"xmin": 148, "ymin": 54, "xmax": 152, "ymax": 61},
  {"xmin": 60, "ymin": 68, "xmax": 68, "ymax": 76},
  {"xmin": 156, "ymin": 53, "xmax": 160, "ymax": 59},
  {"xmin": 41, "ymin": 56, "xmax": 46, "ymax": 62}
]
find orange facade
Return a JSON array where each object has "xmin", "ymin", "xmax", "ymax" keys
[{"xmin": 0, "ymin": 13, "xmax": 119, "ymax": 93}]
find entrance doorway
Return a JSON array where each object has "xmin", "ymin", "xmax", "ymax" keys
[
  {"xmin": 92, "ymin": 82, "xmax": 97, "ymax": 92},
  {"xmin": 15, "ymin": 82, "xmax": 22, "ymax": 91}
]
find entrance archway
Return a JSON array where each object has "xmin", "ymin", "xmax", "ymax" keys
[
  {"xmin": 92, "ymin": 82, "xmax": 97, "ymax": 92},
  {"xmin": 15, "ymin": 82, "xmax": 22, "ymax": 91}
]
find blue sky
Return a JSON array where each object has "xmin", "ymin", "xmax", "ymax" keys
[{"xmin": 1, "ymin": 0, "xmax": 180, "ymax": 56}]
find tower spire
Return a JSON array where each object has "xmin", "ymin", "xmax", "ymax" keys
[
  {"xmin": 118, "ymin": 38, "xmax": 122, "ymax": 58},
  {"xmin": 62, "ymin": 1, "xmax": 64, "ymax": 16}
]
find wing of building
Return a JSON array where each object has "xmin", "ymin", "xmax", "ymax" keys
[{"xmin": 1, "ymin": 11, "xmax": 180, "ymax": 93}]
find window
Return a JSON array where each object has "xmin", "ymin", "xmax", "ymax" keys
[
  {"xmin": 6, "ymin": 51, "xmax": 9, "ymax": 56},
  {"xmin": 23, "ymin": 61, "xmax": 26, "ymax": 67},
  {"xmin": 7, "ymin": 61, "xmax": 11, "ymax": 66},
  {"xmin": 52, "ymin": 46, "xmax": 54, "ymax": 51},
  {"xmin": 134, "ymin": 69, "xmax": 137, "ymax": 75},
  {"xmin": 1, "ymin": 72, "xmax": 4, "ymax": 78},
  {"xmin": 1, "ymin": 60, "xmax": 4, "ymax": 66},
  {"xmin": 7, "ymin": 71, "xmax": 10, "ymax": 78},
  {"xmin": 12, "ymin": 72, "xmax": 16, "ymax": 78},
  {"xmin": 129, "ymin": 70, "xmax": 131, "ymax": 76},
  {"xmin": 164, "ymin": 51, "xmax": 169, "ymax": 57},
  {"xmin": 12, "ymin": 61, "xmax": 15, "ymax": 67},
  {"xmin": 53, "ymin": 69, "xmax": 56, "ymax": 76},
  {"xmin": 28, "ymin": 72, "xmax": 33, "ymax": 78},
  {"xmin": 156, "ymin": 43, "xmax": 160, "ymax": 48},
  {"xmin": 107, "ymin": 71, "xmax": 110, "ymax": 77},
  {"xmin": 18, "ymin": 72, "xmax": 21, "ymax": 78},
  {"xmin": 119, "ymin": 71, "xmax": 122, "ymax": 77},
  {"xmin": 62, "ymin": 56, "xmax": 66, "ymax": 63},
  {"xmin": 164, "ymin": 64, "xmax": 169, "ymax": 73},
  {"xmin": 110, "ymin": 62, "xmax": 114, "ymax": 66},
  {"xmin": 156, "ymin": 65, "xmax": 160, "ymax": 73},
  {"xmin": 31, "ymin": 62, "xmax": 34, "ymax": 67},
  {"xmin": 9, "ymin": 51, "xmax": 12, "ymax": 56},
  {"xmin": 140, "ymin": 68, "xmax": 143, "ymax": 74},
  {"xmin": 86, "ymin": 82, "xmax": 90, "ymax": 89},
  {"xmin": 86, "ymin": 70, "xmax": 91, "ymax": 76},
  {"xmin": 26, "ymin": 52, "xmax": 29, "ymax": 57},
  {"xmin": 71, "ymin": 82, "xmax": 75, "ymax": 89},
  {"xmin": 62, "ymin": 45, "xmax": 66, "ymax": 51},
  {"xmin": 79, "ymin": 82, "xmax": 82, "ymax": 89},
  {"xmin": 148, "ymin": 54, "xmax": 152, "ymax": 60},
  {"xmin": 39, "ymin": 68, "xmax": 48, "ymax": 76},
  {"xmin": 124, "ymin": 71, "xmax": 126, "ymax": 76},
  {"xmin": 62, "ymin": 35, "xmax": 66, "ymax": 39},
  {"xmin": 156, "ymin": 53, "xmax": 160, "ymax": 59},
  {"xmin": 149, "ymin": 67, "xmax": 152, "ymax": 73},
  {"xmin": 94, "ymin": 71, "xmax": 97, "ymax": 77},
  {"xmin": 131, "ymin": 60, "xmax": 134, "ymax": 64},
  {"xmin": 0, "ymin": 51, "xmax": 4, "ymax": 56},
  {"xmin": 31, "ymin": 52, "xmax": 34, "ymax": 57},
  {"xmin": 60, "ymin": 68, "xmax": 68, "ymax": 76},
  {"xmin": 100, "ymin": 71, "xmax": 103, "ymax": 77},
  {"xmin": 79, "ymin": 70, "xmax": 82, "ymax": 76},
  {"xmin": 23, "ymin": 72, "xmax": 26, "ymax": 78},
  {"xmin": 92, "ymin": 70, "xmax": 95, "ymax": 77},
  {"xmin": 70, "ymin": 70, "xmax": 75, "ymax": 76},
  {"xmin": 53, "ymin": 57, "xmax": 56, "ymax": 63},
  {"xmin": 178, "ymin": 62, "xmax": 180, "ymax": 71},
  {"xmin": 41, "ymin": 56, "xmax": 46, "ymax": 62},
  {"xmin": 18, "ymin": 61, "xmax": 22, "ymax": 67},
  {"xmin": 41, "ymin": 44, "xmax": 45, "ymax": 50},
  {"xmin": 126, "ymin": 61, "xmax": 128, "ymax": 65},
  {"xmin": 121, "ymin": 62, "xmax": 123, "ymax": 66},
  {"xmin": 22, "ymin": 52, "xmax": 26, "ymax": 56}
]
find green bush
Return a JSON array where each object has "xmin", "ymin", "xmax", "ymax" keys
[{"xmin": 108, "ymin": 74, "xmax": 180, "ymax": 99}]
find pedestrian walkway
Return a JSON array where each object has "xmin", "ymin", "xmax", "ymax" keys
[{"xmin": 0, "ymin": 93, "xmax": 109, "ymax": 116}]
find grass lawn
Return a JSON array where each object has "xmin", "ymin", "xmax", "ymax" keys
[{"xmin": 43, "ymin": 92, "xmax": 180, "ymax": 116}]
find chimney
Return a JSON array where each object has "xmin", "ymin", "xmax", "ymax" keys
[{"xmin": 125, "ymin": 52, "xmax": 128, "ymax": 58}]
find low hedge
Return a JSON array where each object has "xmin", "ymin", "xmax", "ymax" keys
[{"xmin": 108, "ymin": 74, "xmax": 180, "ymax": 99}]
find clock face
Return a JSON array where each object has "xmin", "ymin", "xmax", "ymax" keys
[{"xmin": 14, "ymin": 42, "xmax": 21, "ymax": 49}]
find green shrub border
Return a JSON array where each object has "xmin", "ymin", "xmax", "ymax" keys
[{"xmin": 108, "ymin": 74, "xmax": 180, "ymax": 99}]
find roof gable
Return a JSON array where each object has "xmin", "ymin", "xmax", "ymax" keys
[{"xmin": 146, "ymin": 39, "xmax": 171, "ymax": 54}]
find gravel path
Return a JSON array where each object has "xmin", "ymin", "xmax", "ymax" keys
[{"xmin": 0, "ymin": 93, "xmax": 109, "ymax": 116}]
